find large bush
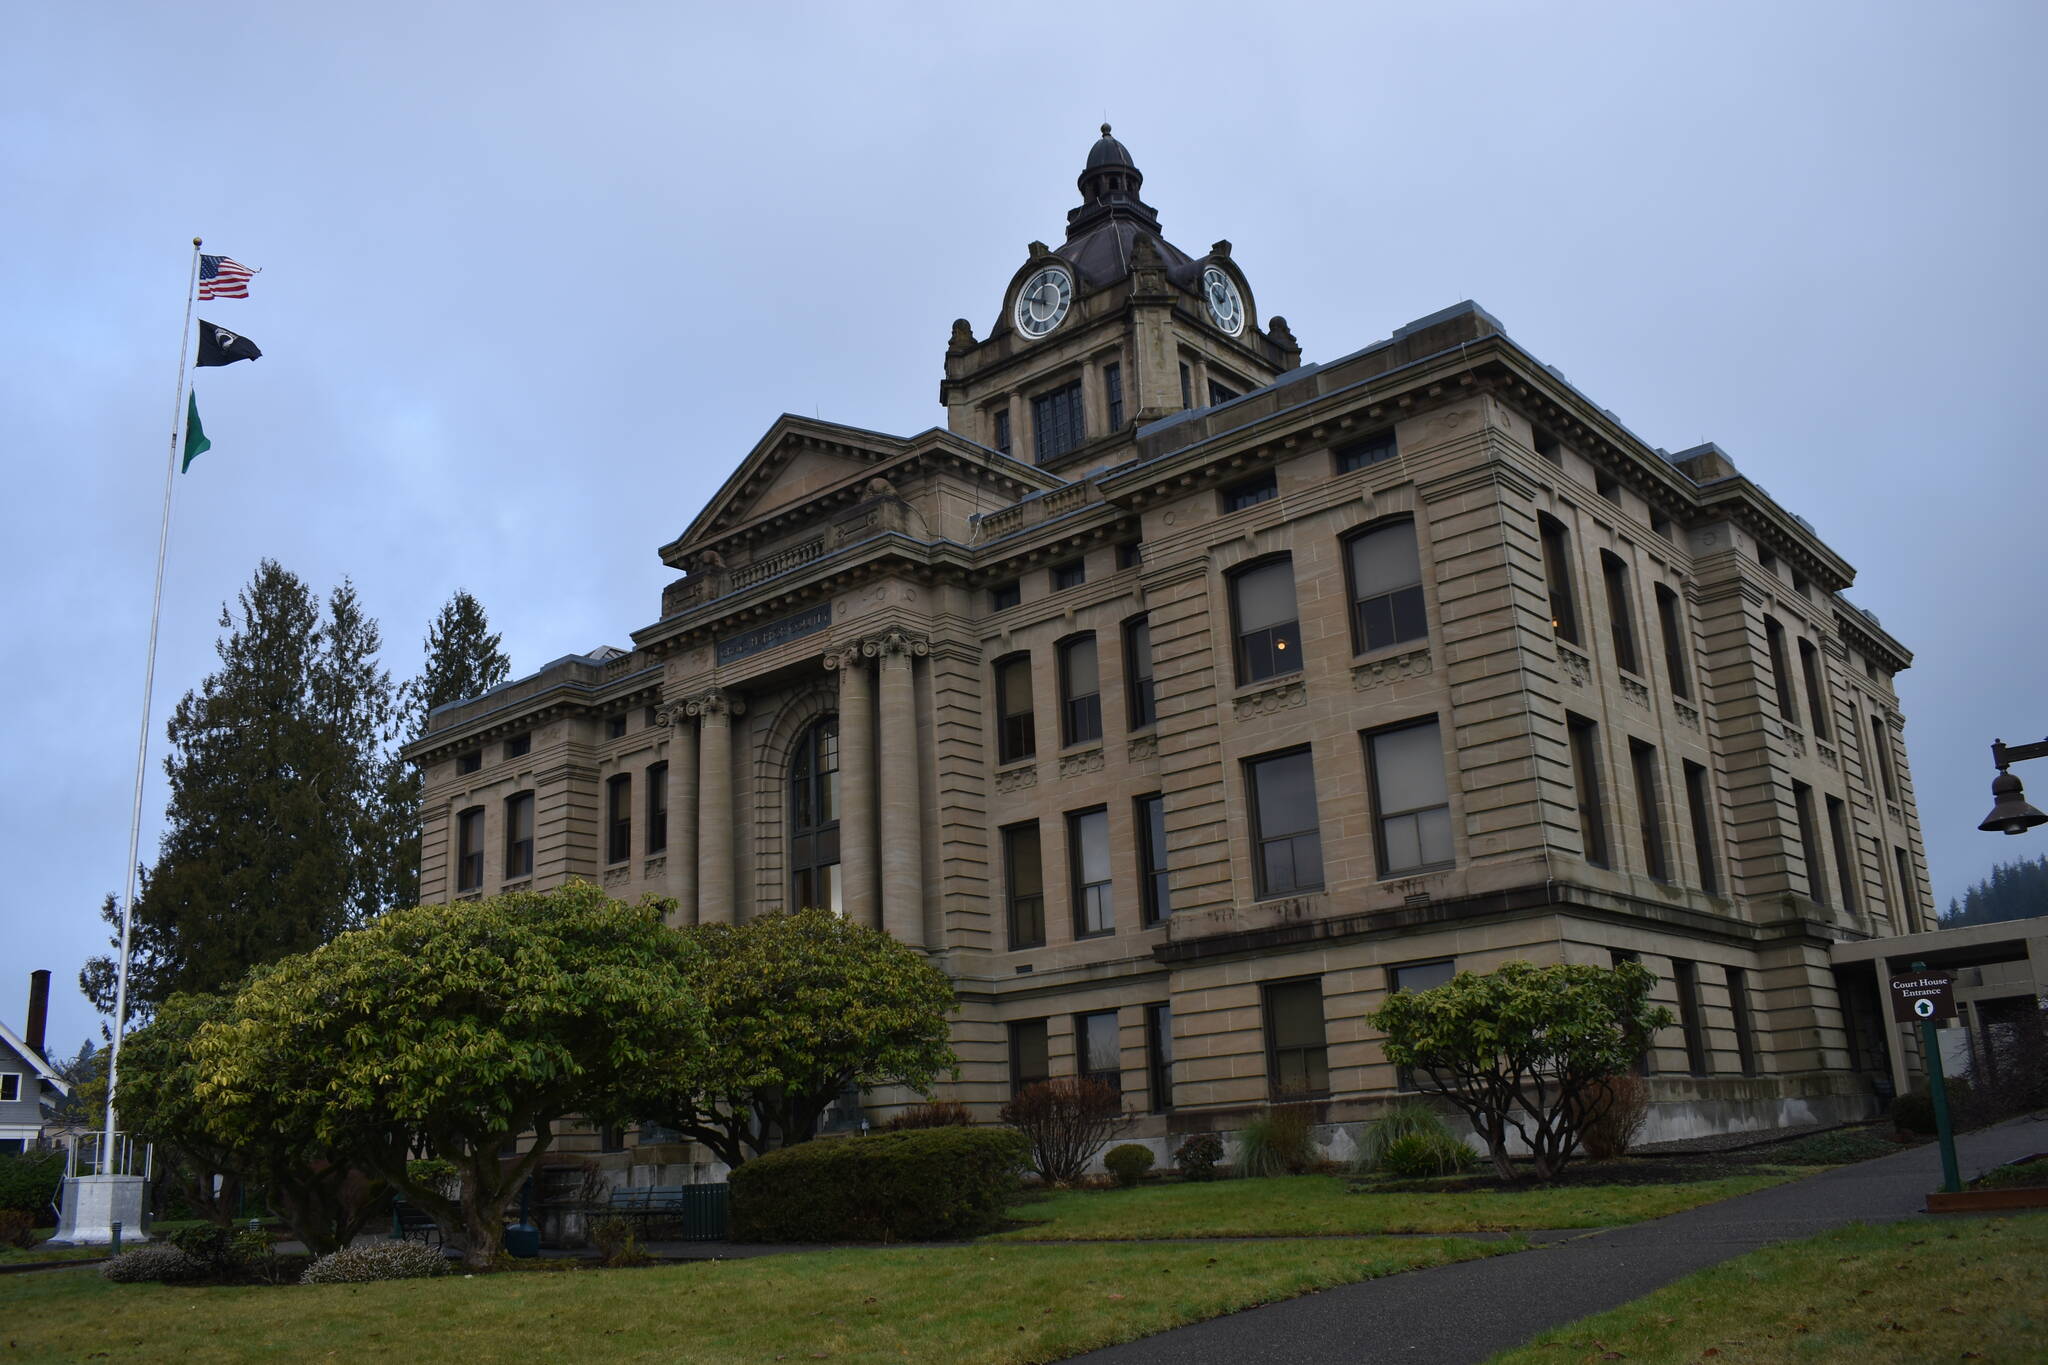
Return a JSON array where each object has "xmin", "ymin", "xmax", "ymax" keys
[
  {"xmin": 101, "ymin": 1244, "xmax": 206, "ymax": 1284},
  {"xmin": 1237, "ymin": 1104, "xmax": 1318, "ymax": 1177},
  {"xmin": 1174, "ymin": 1133, "xmax": 1224, "ymax": 1182},
  {"xmin": 1000, "ymin": 1078, "xmax": 1128, "ymax": 1185},
  {"xmin": 0, "ymin": 1151, "xmax": 65, "ymax": 1219},
  {"xmin": 1377, "ymin": 1131, "xmax": 1479, "ymax": 1178},
  {"xmin": 1573, "ymin": 1074, "xmax": 1651, "ymax": 1159},
  {"xmin": 0, "ymin": 1208, "xmax": 38, "ymax": 1248},
  {"xmin": 1103, "ymin": 1144, "xmax": 1155, "ymax": 1188},
  {"xmin": 1356, "ymin": 1101, "xmax": 1461, "ymax": 1174},
  {"xmin": 300, "ymin": 1241, "xmax": 450, "ymax": 1285},
  {"xmin": 730, "ymin": 1128, "xmax": 1029, "ymax": 1243}
]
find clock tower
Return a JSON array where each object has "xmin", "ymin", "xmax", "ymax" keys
[{"xmin": 940, "ymin": 125, "xmax": 1303, "ymax": 473}]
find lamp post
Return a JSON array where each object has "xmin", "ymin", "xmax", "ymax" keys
[{"xmin": 1978, "ymin": 738, "xmax": 2048, "ymax": 836}]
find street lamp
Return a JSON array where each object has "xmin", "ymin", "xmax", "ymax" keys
[{"xmin": 1978, "ymin": 737, "xmax": 2048, "ymax": 836}]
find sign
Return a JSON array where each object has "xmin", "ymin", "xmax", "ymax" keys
[
  {"xmin": 715, "ymin": 603, "xmax": 832, "ymax": 665},
  {"xmin": 1889, "ymin": 971, "xmax": 1956, "ymax": 1024}
]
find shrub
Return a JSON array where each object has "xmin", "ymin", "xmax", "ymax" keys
[
  {"xmin": 1103, "ymin": 1144, "xmax": 1156, "ymax": 1188},
  {"xmin": 1356, "ymin": 1101, "xmax": 1461, "ymax": 1174},
  {"xmin": 300, "ymin": 1241, "xmax": 450, "ymax": 1285},
  {"xmin": 587, "ymin": 1214, "xmax": 653, "ymax": 1267},
  {"xmin": 168, "ymin": 1223, "xmax": 243, "ymax": 1274},
  {"xmin": 1000, "ymin": 1078, "xmax": 1129, "ymax": 1186},
  {"xmin": 1573, "ymin": 1074, "xmax": 1651, "ymax": 1160},
  {"xmin": 1972, "ymin": 1158, "xmax": 2048, "ymax": 1191},
  {"xmin": 730, "ymin": 1127, "xmax": 1029, "ymax": 1243},
  {"xmin": 1889, "ymin": 1086, "xmax": 1971, "ymax": 1137},
  {"xmin": 1236, "ymin": 1104, "xmax": 1318, "ymax": 1177},
  {"xmin": 0, "ymin": 1208, "xmax": 38, "ymax": 1248},
  {"xmin": 883, "ymin": 1101, "xmax": 974, "ymax": 1131},
  {"xmin": 1377, "ymin": 1131, "xmax": 1480, "ymax": 1179},
  {"xmin": 1174, "ymin": 1133, "xmax": 1224, "ymax": 1182},
  {"xmin": 0, "ymin": 1151, "xmax": 64, "ymax": 1218},
  {"xmin": 101, "ymin": 1244, "xmax": 206, "ymax": 1284}
]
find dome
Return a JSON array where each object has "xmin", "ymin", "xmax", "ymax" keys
[{"xmin": 1085, "ymin": 123, "xmax": 1135, "ymax": 170}]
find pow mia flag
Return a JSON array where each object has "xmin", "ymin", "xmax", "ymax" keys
[{"xmin": 195, "ymin": 320, "xmax": 262, "ymax": 367}]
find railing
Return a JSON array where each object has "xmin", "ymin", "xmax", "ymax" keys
[
  {"xmin": 731, "ymin": 537, "xmax": 826, "ymax": 589},
  {"xmin": 65, "ymin": 1131, "xmax": 153, "ymax": 1179}
]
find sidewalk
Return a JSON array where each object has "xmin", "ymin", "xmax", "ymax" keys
[{"xmin": 1071, "ymin": 1114, "xmax": 2048, "ymax": 1364}]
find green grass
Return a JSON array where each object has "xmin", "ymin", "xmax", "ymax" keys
[
  {"xmin": 1732, "ymin": 1127, "xmax": 1916, "ymax": 1168},
  {"xmin": 1489, "ymin": 1212, "xmax": 2048, "ymax": 1364},
  {"xmin": 0, "ymin": 1236, "xmax": 1512, "ymax": 1363},
  {"xmin": 994, "ymin": 1171, "xmax": 1803, "ymax": 1240},
  {"xmin": 0, "ymin": 1242, "xmax": 106, "ymax": 1266}
]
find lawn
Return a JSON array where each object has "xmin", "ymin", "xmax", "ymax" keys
[
  {"xmin": 0, "ymin": 1236, "xmax": 1511, "ymax": 1364},
  {"xmin": 993, "ymin": 1169, "xmax": 1805, "ymax": 1240},
  {"xmin": 1489, "ymin": 1212, "xmax": 2048, "ymax": 1364}
]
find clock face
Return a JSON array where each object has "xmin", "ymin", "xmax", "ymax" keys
[
  {"xmin": 1014, "ymin": 265, "xmax": 1074, "ymax": 339},
  {"xmin": 1202, "ymin": 266, "xmax": 1245, "ymax": 336}
]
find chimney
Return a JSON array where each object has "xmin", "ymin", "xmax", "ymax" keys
[{"xmin": 25, "ymin": 970, "xmax": 49, "ymax": 1057}]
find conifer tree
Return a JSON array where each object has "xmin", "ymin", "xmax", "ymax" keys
[
  {"xmin": 1942, "ymin": 853, "xmax": 2048, "ymax": 928},
  {"xmin": 83, "ymin": 561, "xmax": 399, "ymax": 1017}
]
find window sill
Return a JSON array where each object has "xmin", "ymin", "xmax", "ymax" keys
[
  {"xmin": 1252, "ymin": 886, "xmax": 1325, "ymax": 905},
  {"xmin": 1376, "ymin": 861, "xmax": 1455, "ymax": 881},
  {"xmin": 1351, "ymin": 636, "xmax": 1430, "ymax": 665},
  {"xmin": 1073, "ymin": 929, "xmax": 1116, "ymax": 942}
]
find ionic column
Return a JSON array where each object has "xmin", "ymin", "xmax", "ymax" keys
[
  {"xmin": 657, "ymin": 704, "xmax": 699, "ymax": 923},
  {"xmin": 688, "ymin": 689, "xmax": 742, "ymax": 925},
  {"xmin": 826, "ymin": 647, "xmax": 878, "ymax": 928},
  {"xmin": 868, "ymin": 631, "xmax": 928, "ymax": 948}
]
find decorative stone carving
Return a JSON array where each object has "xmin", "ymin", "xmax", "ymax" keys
[
  {"xmin": 820, "ymin": 644, "xmax": 864, "ymax": 673},
  {"xmin": 1674, "ymin": 701, "xmax": 1702, "ymax": 732},
  {"xmin": 1058, "ymin": 748, "xmax": 1105, "ymax": 778},
  {"xmin": 865, "ymin": 629, "xmax": 931, "ymax": 662},
  {"xmin": 1558, "ymin": 644, "xmax": 1591, "ymax": 688},
  {"xmin": 1352, "ymin": 647, "xmax": 1433, "ymax": 691},
  {"xmin": 654, "ymin": 702, "xmax": 691, "ymax": 728},
  {"xmin": 1887, "ymin": 802, "xmax": 1904, "ymax": 824},
  {"xmin": 1621, "ymin": 676, "xmax": 1650, "ymax": 708},
  {"xmin": 1127, "ymin": 733, "xmax": 1159, "ymax": 762},
  {"xmin": 643, "ymin": 855, "xmax": 666, "ymax": 877},
  {"xmin": 1817, "ymin": 743, "xmax": 1839, "ymax": 768},
  {"xmin": 602, "ymin": 866, "xmax": 630, "ymax": 888},
  {"xmin": 1780, "ymin": 723, "xmax": 1806, "ymax": 756},
  {"xmin": 502, "ymin": 878, "xmax": 532, "ymax": 895},
  {"xmin": 995, "ymin": 764, "xmax": 1038, "ymax": 793},
  {"xmin": 1234, "ymin": 678, "xmax": 1307, "ymax": 720},
  {"xmin": 686, "ymin": 689, "xmax": 744, "ymax": 720}
]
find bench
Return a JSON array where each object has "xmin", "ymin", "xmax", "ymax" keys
[
  {"xmin": 389, "ymin": 1200, "xmax": 442, "ymax": 1245},
  {"xmin": 603, "ymin": 1186, "xmax": 692, "ymax": 1220},
  {"xmin": 601, "ymin": 1184, "xmax": 730, "ymax": 1241}
]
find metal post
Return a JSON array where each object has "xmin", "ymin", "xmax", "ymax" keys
[
  {"xmin": 1913, "ymin": 959, "xmax": 1962, "ymax": 1194},
  {"xmin": 110, "ymin": 1222, "xmax": 123, "ymax": 1256}
]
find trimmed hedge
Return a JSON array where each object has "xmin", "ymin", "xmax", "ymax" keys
[
  {"xmin": 0, "ymin": 1151, "xmax": 64, "ymax": 1218},
  {"xmin": 730, "ymin": 1127, "xmax": 1029, "ymax": 1243}
]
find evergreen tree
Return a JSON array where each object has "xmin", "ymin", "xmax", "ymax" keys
[
  {"xmin": 1942, "ymin": 853, "xmax": 2048, "ymax": 929},
  {"xmin": 82, "ymin": 561, "xmax": 399, "ymax": 1017},
  {"xmin": 379, "ymin": 590, "xmax": 511, "ymax": 910}
]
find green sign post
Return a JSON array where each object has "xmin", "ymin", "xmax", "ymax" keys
[{"xmin": 1891, "ymin": 962, "xmax": 1961, "ymax": 1194}]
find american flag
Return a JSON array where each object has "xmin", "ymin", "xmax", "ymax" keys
[{"xmin": 198, "ymin": 254, "xmax": 256, "ymax": 300}]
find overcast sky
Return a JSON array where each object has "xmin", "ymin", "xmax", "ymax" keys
[{"xmin": 5, "ymin": 1, "xmax": 2045, "ymax": 1059}]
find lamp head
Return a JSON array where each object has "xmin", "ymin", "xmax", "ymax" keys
[{"xmin": 1979, "ymin": 769, "xmax": 2048, "ymax": 836}]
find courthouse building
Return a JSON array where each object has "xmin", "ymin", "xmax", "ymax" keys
[{"xmin": 408, "ymin": 127, "xmax": 1935, "ymax": 1150}]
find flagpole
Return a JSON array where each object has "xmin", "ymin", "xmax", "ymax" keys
[{"xmin": 101, "ymin": 236, "xmax": 203, "ymax": 1172}]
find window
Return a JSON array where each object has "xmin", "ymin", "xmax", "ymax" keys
[
  {"xmin": 1684, "ymin": 761, "xmax": 1720, "ymax": 894},
  {"xmin": 1069, "ymin": 807, "xmax": 1113, "ymax": 937},
  {"xmin": 995, "ymin": 654, "xmax": 1036, "ymax": 763},
  {"xmin": 1009, "ymin": 1020, "xmax": 1049, "ymax": 1095},
  {"xmin": 1146, "ymin": 1003, "xmax": 1174, "ymax": 1112},
  {"xmin": 1137, "ymin": 793, "xmax": 1170, "ymax": 923},
  {"xmin": 1673, "ymin": 960, "xmax": 1711, "ymax": 1076},
  {"xmin": 606, "ymin": 774, "xmax": 632, "ymax": 864},
  {"xmin": 1, "ymin": 1074, "xmax": 21, "ymax": 1103},
  {"xmin": 1003, "ymin": 822, "xmax": 1045, "ymax": 949},
  {"xmin": 1032, "ymin": 380, "xmax": 1085, "ymax": 462},
  {"xmin": 1116, "ymin": 540, "xmax": 1143, "ymax": 570},
  {"xmin": 1568, "ymin": 714, "xmax": 1610, "ymax": 868},
  {"xmin": 992, "ymin": 409, "xmax": 1011, "ymax": 456},
  {"xmin": 504, "ymin": 792, "xmax": 534, "ymax": 879},
  {"xmin": 1792, "ymin": 780, "xmax": 1827, "ymax": 906},
  {"xmin": 506, "ymin": 732, "xmax": 531, "ymax": 759},
  {"xmin": 646, "ymin": 762, "xmax": 668, "ymax": 854},
  {"xmin": 1826, "ymin": 795, "xmax": 1860, "ymax": 916},
  {"xmin": 1262, "ymin": 978, "xmax": 1330, "ymax": 1098},
  {"xmin": 1539, "ymin": 513, "xmax": 1580, "ymax": 645},
  {"xmin": 1208, "ymin": 379, "xmax": 1239, "ymax": 405},
  {"xmin": 607, "ymin": 714, "xmax": 627, "ymax": 740},
  {"xmin": 1230, "ymin": 557, "xmax": 1301, "ymax": 684},
  {"xmin": 1894, "ymin": 847, "xmax": 1916, "ymax": 921},
  {"xmin": 1367, "ymin": 719, "xmax": 1453, "ymax": 875},
  {"xmin": 1651, "ymin": 512, "xmax": 1673, "ymax": 541},
  {"xmin": 1178, "ymin": 361, "xmax": 1193, "ymax": 408},
  {"xmin": 1222, "ymin": 470, "xmax": 1278, "ymax": 512},
  {"xmin": 1051, "ymin": 559, "xmax": 1086, "ymax": 590},
  {"xmin": 1799, "ymin": 640, "xmax": 1830, "ymax": 741},
  {"xmin": 1123, "ymin": 616, "xmax": 1156, "ymax": 728},
  {"xmin": 456, "ymin": 806, "xmax": 485, "ymax": 892},
  {"xmin": 1104, "ymin": 362, "xmax": 1124, "ymax": 430},
  {"xmin": 1764, "ymin": 617, "xmax": 1797, "ymax": 725},
  {"xmin": 1247, "ymin": 748, "xmax": 1323, "ymax": 897},
  {"xmin": 1076, "ymin": 1010, "xmax": 1121, "ymax": 1093},
  {"xmin": 1058, "ymin": 634, "xmax": 1102, "ymax": 746},
  {"xmin": 1347, "ymin": 519, "xmax": 1428, "ymax": 653},
  {"xmin": 1389, "ymin": 958, "xmax": 1456, "ymax": 1089},
  {"xmin": 990, "ymin": 579, "xmax": 1021, "ymax": 612},
  {"xmin": 1630, "ymin": 740, "xmax": 1670, "ymax": 881},
  {"xmin": 1726, "ymin": 966, "xmax": 1759, "ymax": 1076},
  {"xmin": 1596, "ymin": 472, "xmax": 1622, "ymax": 505},
  {"xmin": 457, "ymin": 750, "xmax": 482, "ymax": 775},
  {"xmin": 1793, "ymin": 571, "xmax": 1812, "ymax": 600},
  {"xmin": 1601, "ymin": 550, "xmax": 1641, "ymax": 675},
  {"xmin": 1871, "ymin": 716, "xmax": 1897, "ymax": 801},
  {"xmin": 1335, "ymin": 430, "xmax": 1398, "ymax": 473},
  {"xmin": 1534, "ymin": 428, "xmax": 1562, "ymax": 465},
  {"xmin": 789, "ymin": 717, "xmax": 841, "ymax": 914},
  {"xmin": 1655, "ymin": 584, "xmax": 1690, "ymax": 699}
]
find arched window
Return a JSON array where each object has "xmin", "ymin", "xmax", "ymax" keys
[{"xmin": 789, "ymin": 716, "xmax": 842, "ymax": 914}]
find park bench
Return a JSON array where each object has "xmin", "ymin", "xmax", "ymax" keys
[
  {"xmin": 601, "ymin": 1184, "xmax": 730, "ymax": 1241},
  {"xmin": 389, "ymin": 1200, "xmax": 442, "ymax": 1245}
]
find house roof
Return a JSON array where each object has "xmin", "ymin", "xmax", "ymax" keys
[{"xmin": 0, "ymin": 1020, "xmax": 68, "ymax": 1096}]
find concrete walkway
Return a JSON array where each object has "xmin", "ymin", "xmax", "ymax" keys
[{"xmin": 1072, "ymin": 1114, "xmax": 2048, "ymax": 1364}]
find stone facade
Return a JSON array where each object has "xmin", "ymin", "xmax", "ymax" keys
[{"xmin": 408, "ymin": 129, "xmax": 1933, "ymax": 1159}]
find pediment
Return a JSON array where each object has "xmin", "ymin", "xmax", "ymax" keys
[{"xmin": 661, "ymin": 416, "xmax": 907, "ymax": 566}]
